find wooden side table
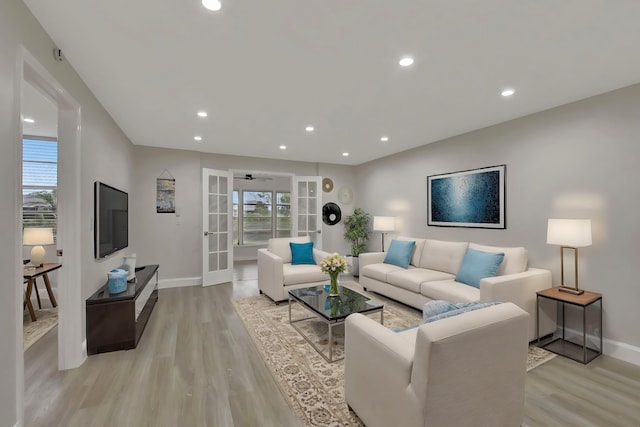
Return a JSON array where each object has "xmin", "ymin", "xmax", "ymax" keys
[
  {"xmin": 23, "ymin": 262, "xmax": 62, "ymax": 321},
  {"xmin": 536, "ymin": 287, "xmax": 602, "ymax": 364}
]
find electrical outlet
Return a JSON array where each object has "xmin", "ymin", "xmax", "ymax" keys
[{"xmin": 57, "ymin": 249, "xmax": 63, "ymax": 256}]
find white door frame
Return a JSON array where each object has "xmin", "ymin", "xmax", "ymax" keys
[
  {"xmin": 15, "ymin": 46, "xmax": 83, "ymax": 423},
  {"xmin": 292, "ymin": 176, "xmax": 323, "ymax": 250}
]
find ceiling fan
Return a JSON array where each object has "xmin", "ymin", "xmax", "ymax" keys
[{"xmin": 234, "ymin": 173, "xmax": 272, "ymax": 181}]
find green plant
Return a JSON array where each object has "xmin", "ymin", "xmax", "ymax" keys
[{"xmin": 343, "ymin": 207, "xmax": 371, "ymax": 257}]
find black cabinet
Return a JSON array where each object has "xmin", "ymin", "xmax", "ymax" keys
[{"xmin": 86, "ymin": 264, "xmax": 159, "ymax": 355}]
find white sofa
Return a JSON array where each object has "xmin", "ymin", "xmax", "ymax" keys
[
  {"xmin": 360, "ymin": 237, "xmax": 555, "ymax": 341},
  {"xmin": 345, "ymin": 303, "xmax": 529, "ymax": 427},
  {"xmin": 257, "ymin": 236, "xmax": 332, "ymax": 302}
]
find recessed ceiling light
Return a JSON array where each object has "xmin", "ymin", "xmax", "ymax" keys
[
  {"xmin": 197, "ymin": 111, "xmax": 208, "ymax": 118},
  {"xmin": 23, "ymin": 118, "xmax": 35, "ymax": 123},
  {"xmin": 305, "ymin": 126, "xmax": 314, "ymax": 132},
  {"xmin": 380, "ymin": 136, "xmax": 389, "ymax": 142},
  {"xmin": 279, "ymin": 145, "xmax": 287, "ymax": 150},
  {"xmin": 202, "ymin": 0, "xmax": 222, "ymax": 11},
  {"xmin": 342, "ymin": 152, "xmax": 349, "ymax": 157},
  {"xmin": 501, "ymin": 88, "xmax": 515, "ymax": 97},
  {"xmin": 194, "ymin": 136, "xmax": 203, "ymax": 141},
  {"xmin": 399, "ymin": 56, "xmax": 414, "ymax": 67}
]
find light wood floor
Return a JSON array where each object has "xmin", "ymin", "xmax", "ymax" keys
[{"xmin": 24, "ymin": 261, "xmax": 640, "ymax": 427}]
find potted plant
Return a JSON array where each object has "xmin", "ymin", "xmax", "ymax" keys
[{"xmin": 343, "ymin": 207, "xmax": 371, "ymax": 277}]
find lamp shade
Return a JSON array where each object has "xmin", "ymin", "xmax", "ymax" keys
[
  {"xmin": 373, "ymin": 216, "xmax": 395, "ymax": 232},
  {"xmin": 546, "ymin": 219, "xmax": 592, "ymax": 247},
  {"xmin": 23, "ymin": 227, "xmax": 54, "ymax": 245}
]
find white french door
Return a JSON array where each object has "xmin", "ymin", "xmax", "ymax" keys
[
  {"xmin": 202, "ymin": 168, "xmax": 233, "ymax": 286},
  {"xmin": 292, "ymin": 176, "xmax": 322, "ymax": 250}
]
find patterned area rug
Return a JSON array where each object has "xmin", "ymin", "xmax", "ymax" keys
[
  {"xmin": 233, "ymin": 292, "xmax": 555, "ymax": 427},
  {"xmin": 23, "ymin": 307, "xmax": 58, "ymax": 350}
]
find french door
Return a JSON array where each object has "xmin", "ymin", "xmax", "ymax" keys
[
  {"xmin": 292, "ymin": 176, "xmax": 322, "ymax": 250},
  {"xmin": 202, "ymin": 168, "xmax": 233, "ymax": 286}
]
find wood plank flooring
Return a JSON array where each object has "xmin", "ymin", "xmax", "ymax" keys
[{"xmin": 24, "ymin": 261, "xmax": 640, "ymax": 426}]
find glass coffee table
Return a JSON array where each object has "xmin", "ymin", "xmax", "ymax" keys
[{"xmin": 288, "ymin": 283, "xmax": 384, "ymax": 362}]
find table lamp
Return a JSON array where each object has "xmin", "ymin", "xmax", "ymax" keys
[
  {"xmin": 373, "ymin": 216, "xmax": 395, "ymax": 252},
  {"xmin": 23, "ymin": 227, "xmax": 54, "ymax": 267},
  {"xmin": 546, "ymin": 219, "xmax": 592, "ymax": 295}
]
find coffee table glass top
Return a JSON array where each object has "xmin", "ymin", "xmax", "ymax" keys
[{"xmin": 288, "ymin": 285, "xmax": 383, "ymax": 322}]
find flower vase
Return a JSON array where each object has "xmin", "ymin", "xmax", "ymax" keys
[{"xmin": 329, "ymin": 273, "xmax": 339, "ymax": 296}]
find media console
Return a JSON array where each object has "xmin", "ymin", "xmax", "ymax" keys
[{"xmin": 86, "ymin": 264, "xmax": 159, "ymax": 355}]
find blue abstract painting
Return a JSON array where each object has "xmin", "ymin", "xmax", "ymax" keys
[{"xmin": 428, "ymin": 165, "xmax": 505, "ymax": 228}]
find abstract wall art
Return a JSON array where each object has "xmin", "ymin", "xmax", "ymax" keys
[{"xmin": 427, "ymin": 165, "xmax": 505, "ymax": 229}]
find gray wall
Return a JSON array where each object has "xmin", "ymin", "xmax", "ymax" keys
[
  {"xmin": 356, "ymin": 83, "xmax": 640, "ymax": 352},
  {"xmin": 0, "ymin": 1, "xmax": 134, "ymax": 425},
  {"xmin": 131, "ymin": 146, "xmax": 356, "ymax": 282}
]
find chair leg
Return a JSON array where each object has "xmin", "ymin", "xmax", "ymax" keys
[
  {"xmin": 259, "ymin": 289, "xmax": 263, "ymax": 294},
  {"xmin": 34, "ymin": 282, "xmax": 42, "ymax": 309}
]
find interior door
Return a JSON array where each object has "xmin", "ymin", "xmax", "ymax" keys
[
  {"xmin": 202, "ymin": 168, "xmax": 233, "ymax": 286},
  {"xmin": 292, "ymin": 176, "xmax": 322, "ymax": 250}
]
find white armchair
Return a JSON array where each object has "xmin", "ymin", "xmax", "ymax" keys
[
  {"xmin": 257, "ymin": 236, "xmax": 332, "ymax": 302},
  {"xmin": 345, "ymin": 303, "xmax": 529, "ymax": 427}
]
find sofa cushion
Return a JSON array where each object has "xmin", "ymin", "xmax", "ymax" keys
[
  {"xmin": 396, "ymin": 236, "xmax": 426, "ymax": 267},
  {"xmin": 383, "ymin": 239, "xmax": 416, "ymax": 269},
  {"xmin": 419, "ymin": 239, "xmax": 469, "ymax": 274},
  {"xmin": 387, "ymin": 269, "xmax": 454, "ymax": 293},
  {"xmin": 290, "ymin": 241, "xmax": 315, "ymax": 265},
  {"xmin": 469, "ymin": 243, "xmax": 528, "ymax": 275},
  {"xmin": 282, "ymin": 263, "xmax": 327, "ymax": 286},
  {"xmin": 268, "ymin": 236, "xmax": 310, "ymax": 263},
  {"xmin": 420, "ymin": 279, "xmax": 480, "ymax": 303},
  {"xmin": 455, "ymin": 248, "xmax": 504, "ymax": 288},
  {"xmin": 361, "ymin": 262, "xmax": 404, "ymax": 283}
]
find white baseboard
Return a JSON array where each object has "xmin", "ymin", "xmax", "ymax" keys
[
  {"xmin": 158, "ymin": 276, "xmax": 202, "ymax": 289},
  {"xmin": 604, "ymin": 339, "xmax": 640, "ymax": 366},
  {"xmin": 234, "ymin": 256, "xmax": 257, "ymax": 261}
]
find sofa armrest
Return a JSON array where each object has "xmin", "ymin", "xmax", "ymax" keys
[
  {"xmin": 257, "ymin": 248, "xmax": 285, "ymax": 301},
  {"xmin": 345, "ymin": 314, "xmax": 415, "ymax": 420},
  {"xmin": 359, "ymin": 252, "xmax": 386, "ymax": 269},
  {"xmin": 479, "ymin": 268, "xmax": 554, "ymax": 341}
]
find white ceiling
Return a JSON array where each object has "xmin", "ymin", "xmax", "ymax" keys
[{"xmin": 23, "ymin": 0, "xmax": 640, "ymax": 165}]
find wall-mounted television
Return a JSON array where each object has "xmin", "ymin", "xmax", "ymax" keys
[{"xmin": 94, "ymin": 181, "xmax": 128, "ymax": 259}]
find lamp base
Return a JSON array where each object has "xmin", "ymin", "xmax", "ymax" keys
[
  {"xmin": 30, "ymin": 245, "xmax": 46, "ymax": 267},
  {"xmin": 559, "ymin": 286, "xmax": 584, "ymax": 295}
]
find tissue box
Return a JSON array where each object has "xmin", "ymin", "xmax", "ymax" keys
[{"xmin": 108, "ymin": 269, "xmax": 128, "ymax": 294}]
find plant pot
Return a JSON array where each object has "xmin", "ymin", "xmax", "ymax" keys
[{"xmin": 351, "ymin": 256, "xmax": 359, "ymax": 277}]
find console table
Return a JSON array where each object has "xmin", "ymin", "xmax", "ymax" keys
[{"xmin": 86, "ymin": 264, "xmax": 159, "ymax": 355}]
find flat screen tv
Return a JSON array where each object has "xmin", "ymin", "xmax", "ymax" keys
[{"xmin": 94, "ymin": 181, "xmax": 128, "ymax": 259}]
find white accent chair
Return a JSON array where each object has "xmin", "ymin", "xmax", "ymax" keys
[
  {"xmin": 345, "ymin": 303, "xmax": 529, "ymax": 427},
  {"xmin": 257, "ymin": 236, "xmax": 332, "ymax": 302}
]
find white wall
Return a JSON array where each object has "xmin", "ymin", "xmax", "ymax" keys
[
  {"xmin": 356, "ymin": 83, "xmax": 640, "ymax": 357},
  {"xmin": 131, "ymin": 146, "xmax": 357, "ymax": 281},
  {"xmin": 0, "ymin": 1, "xmax": 134, "ymax": 425}
]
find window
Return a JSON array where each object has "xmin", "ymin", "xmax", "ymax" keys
[
  {"xmin": 22, "ymin": 137, "xmax": 58, "ymax": 237},
  {"xmin": 232, "ymin": 190, "xmax": 291, "ymax": 245}
]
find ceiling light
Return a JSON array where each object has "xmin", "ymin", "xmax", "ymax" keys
[
  {"xmin": 202, "ymin": 0, "xmax": 222, "ymax": 11},
  {"xmin": 380, "ymin": 136, "xmax": 389, "ymax": 142},
  {"xmin": 399, "ymin": 56, "xmax": 414, "ymax": 67},
  {"xmin": 194, "ymin": 136, "xmax": 203, "ymax": 141},
  {"xmin": 23, "ymin": 118, "xmax": 35, "ymax": 123},
  {"xmin": 501, "ymin": 88, "xmax": 515, "ymax": 97},
  {"xmin": 279, "ymin": 145, "xmax": 287, "ymax": 150},
  {"xmin": 342, "ymin": 152, "xmax": 349, "ymax": 157},
  {"xmin": 305, "ymin": 126, "xmax": 314, "ymax": 132},
  {"xmin": 197, "ymin": 111, "xmax": 208, "ymax": 118}
]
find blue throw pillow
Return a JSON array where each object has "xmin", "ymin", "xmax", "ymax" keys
[
  {"xmin": 383, "ymin": 239, "xmax": 416, "ymax": 269},
  {"xmin": 455, "ymin": 248, "xmax": 505, "ymax": 288},
  {"xmin": 422, "ymin": 300, "xmax": 459, "ymax": 322},
  {"xmin": 290, "ymin": 241, "xmax": 315, "ymax": 265},
  {"xmin": 422, "ymin": 302, "xmax": 501, "ymax": 323}
]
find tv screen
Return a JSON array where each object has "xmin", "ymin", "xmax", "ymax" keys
[{"xmin": 94, "ymin": 181, "xmax": 128, "ymax": 259}]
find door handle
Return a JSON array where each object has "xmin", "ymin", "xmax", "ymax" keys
[
  {"xmin": 316, "ymin": 230, "xmax": 321, "ymax": 234},
  {"xmin": 204, "ymin": 231, "xmax": 211, "ymax": 236}
]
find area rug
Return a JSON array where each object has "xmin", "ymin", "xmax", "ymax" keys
[
  {"xmin": 23, "ymin": 307, "xmax": 58, "ymax": 351},
  {"xmin": 233, "ymin": 294, "xmax": 555, "ymax": 427}
]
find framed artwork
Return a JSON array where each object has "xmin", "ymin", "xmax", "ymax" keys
[
  {"xmin": 156, "ymin": 178, "xmax": 176, "ymax": 213},
  {"xmin": 427, "ymin": 165, "xmax": 505, "ymax": 229}
]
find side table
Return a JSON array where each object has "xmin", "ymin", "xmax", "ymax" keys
[
  {"xmin": 23, "ymin": 263, "xmax": 61, "ymax": 322},
  {"xmin": 536, "ymin": 287, "xmax": 602, "ymax": 364}
]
